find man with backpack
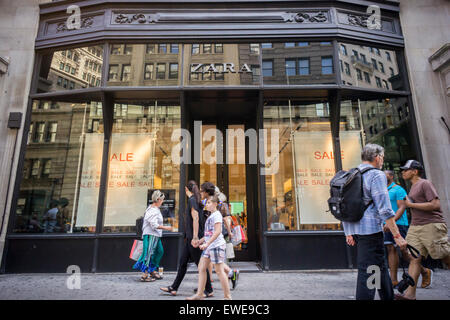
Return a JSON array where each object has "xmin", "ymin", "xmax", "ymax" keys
[{"xmin": 339, "ymin": 144, "xmax": 407, "ymax": 300}]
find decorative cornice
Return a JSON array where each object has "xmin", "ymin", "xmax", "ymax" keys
[
  {"xmin": 114, "ymin": 13, "xmax": 160, "ymax": 24},
  {"xmin": 111, "ymin": 10, "xmax": 330, "ymax": 25},
  {"xmin": 282, "ymin": 11, "xmax": 329, "ymax": 23}
]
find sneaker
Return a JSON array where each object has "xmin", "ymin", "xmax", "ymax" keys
[
  {"xmin": 421, "ymin": 268, "xmax": 433, "ymax": 288},
  {"xmin": 231, "ymin": 269, "xmax": 239, "ymax": 290}
]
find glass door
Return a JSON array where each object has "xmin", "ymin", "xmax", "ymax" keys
[{"xmin": 198, "ymin": 122, "xmax": 251, "ymax": 260}]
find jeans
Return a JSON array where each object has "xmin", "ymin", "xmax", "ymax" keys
[
  {"xmin": 171, "ymin": 238, "xmax": 213, "ymax": 293},
  {"xmin": 354, "ymin": 232, "xmax": 394, "ymax": 300}
]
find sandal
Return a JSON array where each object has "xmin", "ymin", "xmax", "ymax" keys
[
  {"xmin": 151, "ymin": 271, "xmax": 163, "ymax": 280},
  {"xmin": 160, "ymin": 286, "xmax": 177, "ymax": 296},
  {"xmin": 140, "ymin": 275, "xmax": 155, "ymax": 282}
]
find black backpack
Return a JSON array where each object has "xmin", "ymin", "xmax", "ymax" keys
[
  {"xmin": 135, "ymin": 216, "xmax": 144, "ymax": 239},
  {"xmin": 327, "ymin": 167, "xmax": 379, "ymax": 222}
]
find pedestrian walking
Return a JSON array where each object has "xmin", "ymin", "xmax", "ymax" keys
[
  {"xmin": 343, "ymin": 144, "xmax": 407, "ymax": 300},
  {"xmin": 198, "ymin": 182, "xmax": 239, "ymax": 288},
  {"xmin": 187, "ymin": 195, "xmax": 232, "ymax": 300},
  {"xmin": 395, "ymin": 160, "xmax": 450, "ymax": 300},
  {"xmin": 159, "ymin": 181, "xmax": 213, "ymax": 296},
  {"xmin": 218, "ymin": 192, "xmax": 240, "ymax": 290},
  {"xmin": 133, "ymin": 190, "xmax": 172, "ymax": 282},
  {"xmin": 383, "ymin": 170, "xmax": 412, "ymax": 287}
]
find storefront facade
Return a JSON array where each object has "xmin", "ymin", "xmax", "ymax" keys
[{"xmin": 1, "ymin": 0, "xmax": 425, "ymax": 272}]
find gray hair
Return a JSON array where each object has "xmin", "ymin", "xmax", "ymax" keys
[
  {"xmin": 361, "ymin": 143, "xmax": 384, "ymax": 162},
  {"xmin": 151, "ymin": 190, "xmax": 165, "ymax": 202}
]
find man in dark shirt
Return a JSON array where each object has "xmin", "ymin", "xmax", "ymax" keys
[
  {"xmin": 395, "ymin": 160, "xmax": 450, "ymax": 300},
  {"xmin": 160, "ymin": 181, "xmax": 213, "ymax": 297}
]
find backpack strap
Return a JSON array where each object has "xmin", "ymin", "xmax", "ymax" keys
[{"xmin": 357, "ymin": 167, "xmax": 380, "ymax": 208}]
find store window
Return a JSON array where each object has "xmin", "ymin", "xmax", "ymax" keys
[
  {"xmin": 13, "ymin": 101, "xmax": 104, "ymax": 233},
  {"xmin": 264, "ymin": 100, "xmax": 346, "ymax": 231},
  {"xmin": 39, "ymin": 46, "xmax": 103, "ymax": 93},
  {"xmin": 338, "ymin": 42, "xmax": 405, "ymax": 91},
  {"xmin": 103, "ymin": 101, "xmax": 181, "ymax": 233},
  {"xmin": 340, "ymin": 98, "xmax": 418, "ymax": 185},
  {"xmin": 262, "ymin": 42, "xmax": 335, "ymax": 85},
  {"xmin": 107, "ymin": 43, "xmax": 181, "ymax": 86}
]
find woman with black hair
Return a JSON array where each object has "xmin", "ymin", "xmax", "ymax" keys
[{"xmin": 160, "ymin": 180, "xmax": 213, "ymax": 297}]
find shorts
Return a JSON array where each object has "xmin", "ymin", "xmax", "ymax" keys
[
  {"xmin": 406, "ymin": 223, "xmax": 450, "ymax": 260},
  {"xmin": 201, "ymin": 244, "xmax": 226, "ymax": 264},
  {"xmin": 384, "ymin": 225, "xmax": 409, "ymax": 246}
]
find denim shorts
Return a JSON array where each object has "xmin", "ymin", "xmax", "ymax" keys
[
  {"xmin": 201, "ymin": 244, "xmax": 226, "ymax": 264},
  {"xmin": 384, "ymin": 224, "xmax": 409, "ymax": 245}
]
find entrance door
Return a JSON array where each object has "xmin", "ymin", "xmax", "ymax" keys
[{"xmin": 197, "ymin": 122, "xmax": 254, "ymax": 261}]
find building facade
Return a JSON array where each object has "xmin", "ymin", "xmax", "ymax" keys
[{"xmin": 0, "ymin": 0, "xmax": 448, "ymax": 273}]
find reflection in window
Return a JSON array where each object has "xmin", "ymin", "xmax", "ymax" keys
[
  {"xmin": 144, "ymin": 63, "xmax": 154, "ymax": 80},
  {"xmin": 192, "ymin": 44, "xmax": 200, "ymax": 55},
  {"xmin": 103, "ymin": 102, "xmax": 181, "ymax": 233},
  {"xmin": 146, "ymin": 44, "xmax": 156, "ymax": 54},
  {"xmin": 159, "ymin": 44, "xmax": 167, "ymax": 54},
  {"xmin": 250, "ymin": 43, "xmax": 260, "ymax": 54},
  {"xmin": 13, "ymin": 101, "xmax": 103, "ymax": 234},
  {"xmin": 41, "ymin": 46, "xmax": 104, "ymax": 91},
  {"xmin": 169, "ymin": 63, "xmax": 178, "ymax": 79},
  {"xmin": 157, "ymin": 63, "xmax": 166, "ymax": 79},
  {"xmin": 107, "ymin": 44, "xmax": 180, "ymax": 86},
  {"xmin": 261, "ymin": 42, "xmax": 335, "ymax": 85},
  {"xmin": 262, "ymin": 60, "xmax": 273, "ymax": 77},
  {"xmin": 121, "ymin": 65, "xmax": 131, "ymax": 82},
  {"xmin": 340, "ymin": 98, "xmax": 417, "ymax": 185},
  {"xmin": 339, "ymin": 42, "xmax": 401, "ymax": 90},
  {"xmin": 214, "ymin": 44, "xmax": 223, "ymax": 53},
  {"xmin": 321, "ymin": 57, "xmax": 333, "ymax": 74},
  {"xmin": 264, "ymin": 101, "xmax": 341, "ymax": 231},
  {"xmin": 203, "ymin": 44, "xmax": 212, "ymax": 54}
]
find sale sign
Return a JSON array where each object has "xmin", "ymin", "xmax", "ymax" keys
[
  {"xmin": 292, "ymin": 131, "xmax": 362, "ymax": 225},
  {"xmin": 76, "ymin": 133, "xmax": 155, "ymax": 227}
]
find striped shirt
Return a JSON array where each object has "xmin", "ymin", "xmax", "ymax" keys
[{"xmin": 342, "ymin": 164, "xmax": 395, "ymax": 236}]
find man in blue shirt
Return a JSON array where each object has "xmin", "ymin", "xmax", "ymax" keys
[
  {"xmin": 383, "ymin": 170, "xmax": 409, "ymax": 287},
  {"xmin": 343, "ymin": 144, "xmax": 407, "ymax": 300}
]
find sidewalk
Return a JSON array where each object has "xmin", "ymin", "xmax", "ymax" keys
[{"xmin": 1, "ymin": 268, "xmax": 449, "ymax": 300}]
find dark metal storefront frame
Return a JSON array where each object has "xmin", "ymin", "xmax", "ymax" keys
[{"xmin": 1, "ymin": 0, "xmax": 425, "ymax": 273}]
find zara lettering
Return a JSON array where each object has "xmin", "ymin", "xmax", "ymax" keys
[{"xmin": 191, "ymin": 63, "xmax": 253, "ymax": 74}]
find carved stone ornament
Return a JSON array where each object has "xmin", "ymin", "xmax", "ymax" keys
[
  {"xmin": 347, "ymin": 14, "xmax": 371, "ymax": 28},
  {"xmin": 56, "ymin": 16, "xmax": 94, "ymax": 33},
  {"xmin": 282, "ymin": 11, "xmax": 329, "ymax": 23},
  {"xmin": 114, "ymin": 13, "xmax": 160, "ymax": 24}
]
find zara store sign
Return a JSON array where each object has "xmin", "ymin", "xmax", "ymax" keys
[{"xmin": 191, "ymin": 63, "xmax": 253, "ymax": 74}]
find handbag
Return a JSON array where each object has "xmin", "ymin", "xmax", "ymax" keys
[
  {"xmin": 226, "ymin": 242, "xmax": 235, "ymax": 259},
  {"xmin": 129, "ymin": 239, "xmax": 143, "ymax": 261}
]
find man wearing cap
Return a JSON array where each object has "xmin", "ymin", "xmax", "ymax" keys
[{"xmin": 395, "ymin": 160, "xmax": 450, "ymax": 300}]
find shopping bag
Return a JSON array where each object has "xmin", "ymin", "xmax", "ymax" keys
[
  {"xmin": 226, "ymin": 242, "xmax": 235, "ymax": 259},
  {"xmin": 129, "ymin": 240, "xmax": 143, "ymax": 261},
  {"xmin": 231, "ymin": 226, "xmax": 242, "ymax": 246},
  {"xmin": 239, "ymin": 225, "xmax": 247, "ymax": 243}
]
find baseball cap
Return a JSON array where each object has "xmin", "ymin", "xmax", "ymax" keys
[{"xmin": 400, "ymin": 160, "xmax": 424, "ymax": 171}]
